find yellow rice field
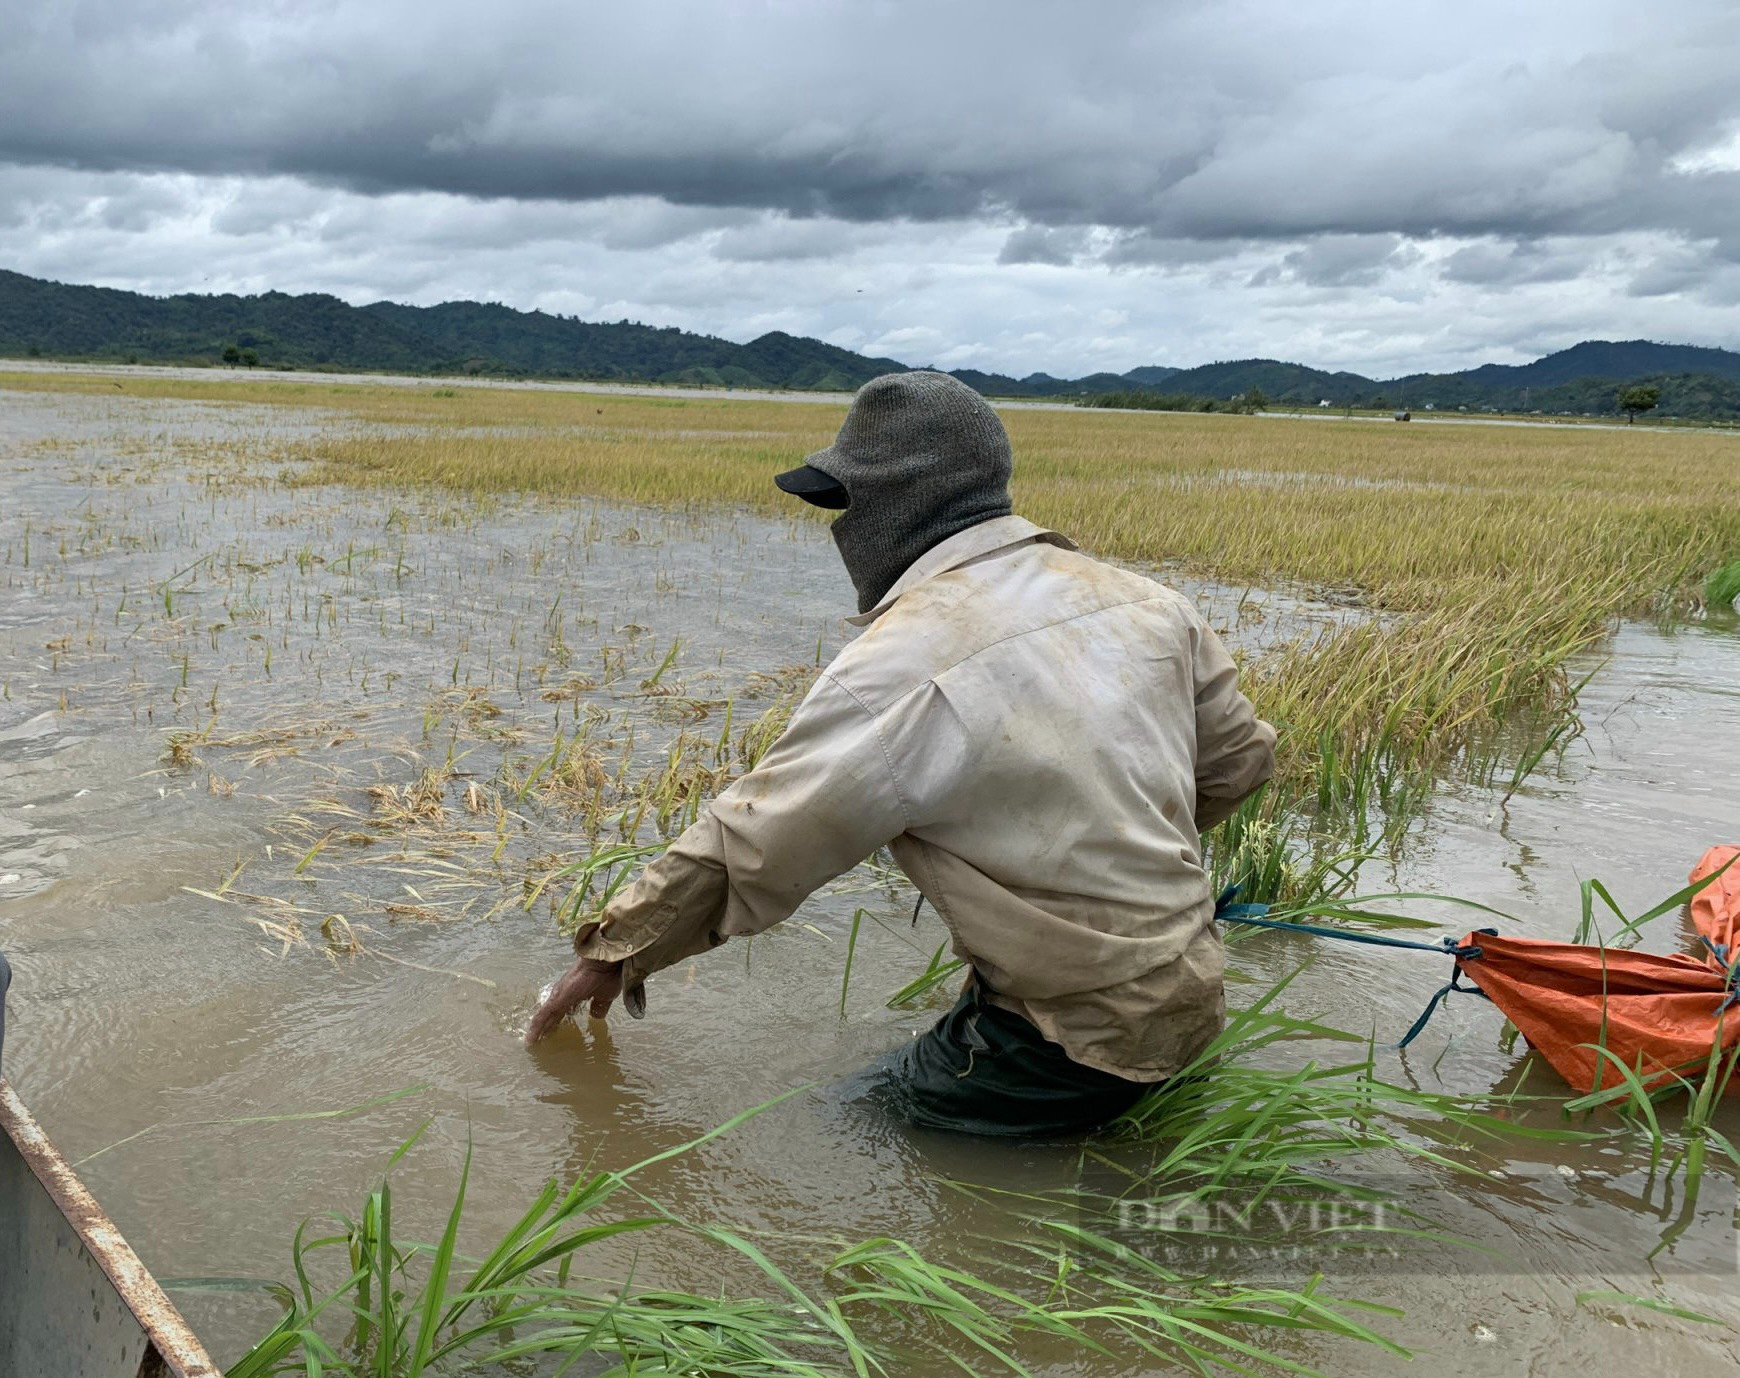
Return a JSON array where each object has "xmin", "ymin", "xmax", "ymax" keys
[{"xmin": 8, "ymin": 370, "xmax": 1738, "ymax": 807}]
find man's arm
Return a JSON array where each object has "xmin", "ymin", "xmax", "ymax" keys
[
  {"xmin": 1191, "ymin": 618, "xmax": 1277, "ymax": 831},
  {"xmin": 527, "ymin": 674, "xmax": 908, "ymax": 1039}
]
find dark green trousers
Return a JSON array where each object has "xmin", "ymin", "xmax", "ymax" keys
[{"xmin": 877, "ymin": 983, "xmax": 1157, "ymax": 1138}]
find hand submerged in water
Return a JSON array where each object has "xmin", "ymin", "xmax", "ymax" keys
[{"xmin": 525, "ymin": 957, "xmax": 626, "ymax": 1044}]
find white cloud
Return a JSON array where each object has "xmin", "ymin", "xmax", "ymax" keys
[{"xmin": 1671, "ymin": 125, "xmax": 1740, "ymax": 176}]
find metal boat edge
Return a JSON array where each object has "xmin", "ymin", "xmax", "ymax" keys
[{"xmin": 1, "ymin": 948, "xmax": 222, "ymax": 1377}]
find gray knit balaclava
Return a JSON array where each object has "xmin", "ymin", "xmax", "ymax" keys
[{"xmin": 801, "ymin": 371, "xmax": 1014, "ymax": 613}]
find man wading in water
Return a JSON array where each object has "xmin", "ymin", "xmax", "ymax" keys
[{"xmin": 527, "ymin": 372, "xmax": 1276, "ymax": 1136}]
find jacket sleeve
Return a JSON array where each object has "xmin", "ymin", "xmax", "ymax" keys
[
  {"xmin": 1191, "ymin": 618, "xmax": 1278, "ymax": 830},
  {"xmin": 574, "ymin": 674, "xmax": 909, "ymax": 996}
]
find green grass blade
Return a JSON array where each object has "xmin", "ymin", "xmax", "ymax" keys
[{"xmin": 409, "ymin": 1139, "xmax": 471, "ymax": 1372}]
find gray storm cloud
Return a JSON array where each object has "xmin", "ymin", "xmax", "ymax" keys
[
  {"xmin": 4, "ymin": 0, "xmax": 1737, "ymax": 245},
  {"xmin": 2, "ymin": 0, "xmax": 1739, "ymax": 375}
]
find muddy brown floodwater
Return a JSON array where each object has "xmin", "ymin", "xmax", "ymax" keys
[{"xmin": 2, "ymin": 388, "xmax": 1738, "ymax": 1375}]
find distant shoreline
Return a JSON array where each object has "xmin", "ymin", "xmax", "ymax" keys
[{"xmin": 3, "ymin": 357, "xmax": 1734, "ymax": 435}]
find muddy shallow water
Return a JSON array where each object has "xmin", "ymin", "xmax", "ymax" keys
[{"xmin": 2, "ymin": 388, "xmax": 1738, "ymax": 1375}]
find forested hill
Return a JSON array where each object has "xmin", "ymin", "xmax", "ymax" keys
[
  {"xmin": 1123, "ymin": 342, "xmax": 1740, "ymax": 418},
  {"xmin": 360, "ymin": 298, "xmax": 918, "ymax": 392},
  {"xmin": 0, "ymin": 269, "xmax": 1167, "ymax": 397},
  {"xmin": 3, "ymin": 268, "xmax": 1738, "ymax": 416}
]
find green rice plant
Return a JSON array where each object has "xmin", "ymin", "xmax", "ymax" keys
[
  {"xmin": 226, "ymin": 1009, "xmax": 1575, "ymax": 1378},
  {"xmin": 997, "ymin": 1231, "xmax": 1414, "ymax": 1374},
  {"xmin": 1203, "ymin": 790, "xmax": 1370, "ymax": 908},
  {"xmin": 641, "ymin": 637, "xmax": 682, "ymax": 690},
  {"xmin": 526, "ymin": 841, "xmax": 667, "ymax": 934},
  {"xmin": 1244, "ymin": 586, "xmax": 1608, "ymax": 821},
  {"xmin": 835, "ymin": 967, "xmax": 1584, "ymax": 1374},
  {"xmin": 222, "ymin": 1078, "xmax": 1499, "ymax": 1378},
  {"xmin": 1260, "ymin": 891, "xmax": 1505, "ymax": 936},
  {"xmin": 1574, "ymin": 1289, "xmax": 1722, "ymax": 1325},
  {"xmin": 1705, "ymin": 558, "xmax": 1740, "ymax": 611},
  {"xmin": 512, "ymin": 729, "xmax": 566, "ymax": 802},
  {"xmin": 224, "ymin": 1096, "xmax": 882, "ymax": 1378},
  {"xmin": 838, "ymin": 907, "xmax": 867, "ymax": 1017},
  {"xmin": 1499, "ymin": 694, "xmax": 1589, "ymax": 804},
  {"xmin": 1115, "ymin": 967, "xmax": 1573, "ymax": 1166},
  {"xmin": 884, "ymin": 943, "xmax": 966, "ymax": 1010},
  {"xmin": 1563, "ymin": 1033, "xmax": 1740, "ymax": 1257},
  {"xmin": 1568, "ymin": 850, "xmax": 1737, "ymax": 946},
  {"xmin": 640, "ymin": 733, "xmax": 731, "ymax": 835},
  {"xmin": 1206, "ymin": 793, "xmax": 1299, "ymax": 903},
  {"xmin": 534, "ymin": 723, "xmax": 614, "ymax": 812},
  {"xmin": 736, "ymin": 676, "xmax": 816, "ymax": 771},
  {"xmin": 940, "ymin": 975, "xmax": 1571, "ymax": 1371},
  {"xmin": 1541, "ymin": 857, "xmax": 1740, "ymax": 1246},
  {"xmin": 826, "ymin": 1237, "xmax": 1110, "ymax": 1369},
  {"xmin": 828, "ymin": 1221, "xmax": 1427, "ymax": 1376}
]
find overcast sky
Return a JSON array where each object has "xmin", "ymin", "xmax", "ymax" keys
[{"xmin": 3, "ymin": 0, "xmax": 1738, "ymax": 378}]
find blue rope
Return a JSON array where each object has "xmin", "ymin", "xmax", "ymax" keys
[
  {"xmin": 1697, "ymin": 936, "xmax": 1740, "ymax": 1016},
  {"xmin": 1219, "ymin": 910, "xmax": 1470, "ymax": 956},
  {"xmin": 1214, "ymin": 882, "xmax": 1740, "ymax": 1046},
  {"xmin": 1395, "ymin": 967, "xmax": 1492, "ymax": 1048},
  {"xmin": 1212, "ymin": 885, "xmax": 1493, "ymax": 1047},
  {"xmin": 1213, "ymin": 885, "xmax": 1476, "ymax": 956}
]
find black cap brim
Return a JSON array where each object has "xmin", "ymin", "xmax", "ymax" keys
[{"xmin": 774, "ymin": 463, "xmax": 849, "ymax": 510}]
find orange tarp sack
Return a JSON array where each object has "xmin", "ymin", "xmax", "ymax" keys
[
  {"xmin": 1446, "ymin": 851, "xmax": 1740, "ymax": 1097},
  {"xmin": 1690, "ymin": 845, "xmax": 1740, "ymax": 969},
  {"xmin": 1453, "ymin": 931, "xmax": 1740, "ymax": 1096}
]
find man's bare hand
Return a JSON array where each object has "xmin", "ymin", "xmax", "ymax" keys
[{"xmin": 525, "ymin": 957, "xmax": 625, "ymax": 1045}]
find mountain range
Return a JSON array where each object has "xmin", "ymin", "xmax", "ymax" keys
[{"xmin": 4, "ymin": 268, "xmax": 1739, "ymax": 417}]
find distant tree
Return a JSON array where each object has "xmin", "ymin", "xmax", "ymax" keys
[
  {"xmin": 1618, "ymin": 383, "xmax": 1660, "ymax": 424},
  {"xmin": 240, "ymin": 348, "xmax": 259, "ymax": 367},
  {"xmin": 1244, "ymin": 386, "xmax": 1267, "ymax": 413},
  {"xmin": 1076, "ymin": 390, "xmax": 1218, "ymax": 413},
  {"xmin": 222, "ymin": 344, "xmax": 241, "ymax": 365}
]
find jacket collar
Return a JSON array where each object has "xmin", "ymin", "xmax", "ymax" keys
[{"xmin": 844, "ymin": 515, "xmax": 1078, "ymax": 626}]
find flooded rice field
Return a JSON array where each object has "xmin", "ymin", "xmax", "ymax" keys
[{"xmin": 2, "ymin": 387, "xmax": 1738, "ymax": 1375}]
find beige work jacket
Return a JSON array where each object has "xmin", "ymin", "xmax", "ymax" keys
[{"xmin": 577, "ymin": 515, "xmax": 1277, "ymax": 1080}]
